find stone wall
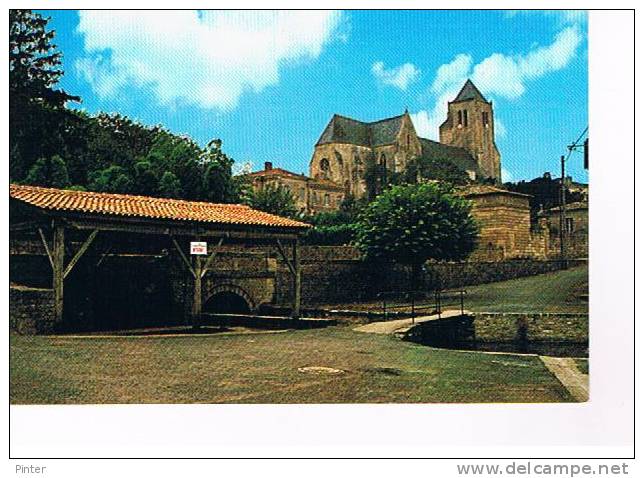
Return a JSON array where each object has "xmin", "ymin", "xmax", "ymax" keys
[
  {"xmin": 404, "ymin": 312, "xmax": 588, "ymax": 346},
  {"xmin": 10, "ymin": 286, "xmax": 55, "ymax": 334}
]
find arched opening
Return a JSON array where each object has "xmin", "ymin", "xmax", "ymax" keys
[{"xmin": 203, "ymin": 291, "xmax": 251, "ymax": 314}]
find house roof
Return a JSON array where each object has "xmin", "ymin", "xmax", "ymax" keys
[
  {"xmin": 10, "ymin": 184, "xmax": 310, "ymax": 229},
  {"xmin": 453, "ymin": 79, "xmax": 488, "ymax": 103},
  {"xmin": 316, "ymin": 113, "xmax": 405, "ymax": 147},
  {"xmin": 418, "ymin": 138, "xmax": 479, "ymax": 173},
  {"xmin": 245, "ymin": 167, "xmax": 344, "ymax": 191}
]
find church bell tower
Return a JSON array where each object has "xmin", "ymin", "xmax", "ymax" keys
[{"xmin": 439, "ymin": 79, "xmax": 502, "ymax": 183}]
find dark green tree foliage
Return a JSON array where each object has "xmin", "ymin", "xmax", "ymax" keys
[
  {"xmin": 505, "ymin": 173, "xmax": 585, "ymax": 223},
  {"xmin": 354, "ymin": 183, "xmax": 478, "ymax": 278},
  {"xmin": 245, "ymin": 184, "xmax": 298, "ymax": 218},
  {"xmin": 24, "ymin": 155, "xmax": 70, "ymax": 188},
  {"xmin": 9, "ymin": 10, "xmax": 78, "ymax": 107},
  {"xmin": 10, "ymin": 10, "xmax": 241, "ymax": 204},
  {"xmin": 301, "ymin": 195, "xmax": 367, "ymax": 245},
  {"xmin": 403, "ymin": 156, "xmax": 470, "ymax": 186}
]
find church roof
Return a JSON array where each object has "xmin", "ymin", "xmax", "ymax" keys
[
  {"xmin": 418, "ymin": 137, "xmax": 479, "ymax": 174},
  {"xmin": 316, "ymin": 113, "xmax": 405, "ymax": 147},
  {"xmin": 453, "ymin": 79, "xmax": 488, "ymax": 103}
]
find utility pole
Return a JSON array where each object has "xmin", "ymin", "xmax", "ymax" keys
[{"xmin": 559, "ymin": 155, "xmax": 567, "ymax": 268}]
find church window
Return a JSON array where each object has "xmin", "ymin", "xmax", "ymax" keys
[
  {"xmin": 463, "ymin": 109, "xmax": 468, "ymax": 127},
  {"xmin": 335, "ymin": 152, "xmax": 343, "ymax": 168},
  {"xmin": 482, "ymin": 111, "xmax": 489, "ymax": 127},
  {"xmin": 457, "ymin": 110, "xmax": 463, "ymax": 126},
  {"xmin": 324, "ymin": 194, "xmax": 330, "ymax": 206},
  {"xmin": 320, "ymin": 158, "xmax": 330, "ymax": 179}
]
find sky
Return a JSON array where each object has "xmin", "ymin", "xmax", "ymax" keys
[{"xmin": 39, "ymin": 10, "xmax": 588, "ymax": 183}]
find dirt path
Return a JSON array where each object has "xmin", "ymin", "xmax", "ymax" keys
[{"xmin": 540, "ymin": 356, "xmax": 589, "ymax": 402}]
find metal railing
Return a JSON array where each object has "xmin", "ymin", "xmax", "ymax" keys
[{"xmin": 377, "ymin": 288, "xmax": 467, "ymax": 322}]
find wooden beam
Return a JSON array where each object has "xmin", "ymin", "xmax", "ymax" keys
[
  {"xmin": 95, "ymin": 244, "xmax": 113, "ymax": 267},
  {"xmin": 63, "ymin": 229, "xmax": 98, "ymax": 279},
  {"xmin": 10, "ymin": 220, "xmax": 46, "ymax": 232},
  {"xmin": 201, "ymin": 237, "xmax": 225, "ymax": 278},
  {"xmin": 170, "ymin": 236, "xmax": 195, "ymax": 278},
  {"xmin": 292, "ymin": 239, "xmax": 301, "ymax": 319},
  {"xmin": 37, "ymin": 227, "xmax": 54, "ymax": 269},
  {"xmin": 64, "ymin": 216, "xmax": 303, "ymax": 242},
  {"xmin": 192, "ymin": 245, "xmax": 203, "ymax": 328},
  {"xmin": 52, "ymin": 224, "xmax": 65, "ymax": 325},
  {"xmin": 275, "ymin": 239, "xmax": 296, "ymax": 276}
]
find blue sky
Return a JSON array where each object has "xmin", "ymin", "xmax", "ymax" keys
[{"xmin": 40, "ymin": 10, "xmax": 588, "ymax": 183}]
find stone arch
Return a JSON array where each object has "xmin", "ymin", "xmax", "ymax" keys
[{"xmin": 203, "ymin": 283, "xmax": 256, "ymax": 313}]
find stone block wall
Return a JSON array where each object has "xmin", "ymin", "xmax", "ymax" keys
[
  {"xmin": 405, "ymin": 312, "xmax": 588, "ymax": 345},
  {"xmin": 10, "ymin": 286, "xmax": 55, "ymax": 334}
]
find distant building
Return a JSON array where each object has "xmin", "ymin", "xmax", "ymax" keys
[
  {"xmin": 309, "ymin": 80, "xmax": 502, "ymax": 199},
  {"xmin": 457, "ymin": 185, "xmax": 547, "ymax": 260},
  {"xmin": 538, "ymin": 201, "xmax": 589, "ymax": 259},
  {"xmin": 245, "ymin": 162, "xmax": 344, "ymax": 215}
]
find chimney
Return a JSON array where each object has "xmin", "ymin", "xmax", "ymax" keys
[{"xmin": 264, "ymin": 161, "xmax": 273, "ymax": 171}]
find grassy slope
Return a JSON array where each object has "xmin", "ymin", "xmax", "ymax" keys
[
  {"xmin": 464, "ymin": 264, "xmax": 588, "ymax": 313},
  {"xmin": 10, "ymin": 327, "xmax": 572, "ymax": 404},
  {"xmin": 320, "ymin": 264, "xmax": 588, "ymax": 314}
]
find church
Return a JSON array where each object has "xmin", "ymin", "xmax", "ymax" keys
[
  {"xmin": 310, "ymin": 79, "xmax": 502, "ymax": 198},
  {"xmin": 247, "ymin": 80, "xmax": 502, "ymax": 214}
]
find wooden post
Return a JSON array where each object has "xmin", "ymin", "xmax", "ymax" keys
[
  {"xmin": 291, "ymin": 239, "xmax": 301, "ymax": 318},
  {"xmin": 52, "ymin": 223, "xmax": 65, "ymax": 325},
  {"xmin": 192, "ymin": 239, "xmax": 203, "ymax": 328}
]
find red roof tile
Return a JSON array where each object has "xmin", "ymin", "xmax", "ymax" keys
[{"xmin": 10, "ymin": 184, "xmax": 310, "ymax": 229}]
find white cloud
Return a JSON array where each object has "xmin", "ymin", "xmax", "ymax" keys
[
  {"xmin": 75, "ymin": 11, "xmax": 342, "ymax": 109},
  {"xmin": 411, "ymin": 21, "xmax": 583, "ymax": 140},
  {"xmin": 501, "ymin": 167, "xmax": 514, "ymax": 182},
  {"xmin": 371, "ymin": 61, "xmax": 420, "ymax": 90}
]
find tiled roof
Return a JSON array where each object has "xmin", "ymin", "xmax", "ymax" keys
[
  {"xmin": 418, "ymin": 137, "xmax": 479, "ymax": 174},
  {"xmin": 10, "ymin": 184, "xmax": 310, "ymax": 229},
  {"xmin": 246, "ymin": 167, "xmax": 344, "ymax": 191},
  {"xmin": 453, "ymin": 79, "xmax": 487, "ymax": 103},
  {"xmin": 246, "ymin": 167, "xmax": 308, "ymax": 180},
  {"xmin": 316, "ymin": 113, "xmax": 405, "ymax": 147}
]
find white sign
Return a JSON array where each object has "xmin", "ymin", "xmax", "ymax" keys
[{"xmin": 190, "ymin": 241, "xmax": 207, "ymax": 255}]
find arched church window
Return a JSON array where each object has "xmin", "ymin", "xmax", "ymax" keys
[
  {"xmin": 335, "ymin": 151, "xmax": 343, "ymax": 168},
  {"xmin": 463, "ymin": 109, "xmax": 468, "ymax": 127},
  {"xmin": 482, "ymin": 111, "xmax": 489, "ymax": 127},
  {"xmin": 320, "ymin": 158, "xmax": 330, "ymax": 180},
  {"xmin": 457, "ymin": 110, "xmax": 463, "ymax": 126}
]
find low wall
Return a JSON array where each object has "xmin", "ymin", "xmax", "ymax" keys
[
  {"xmin": 10, "ymin": 286, "xmax": 56, "ymax": 334},
  {"xmin": 403, "ymin": 312, "xmax": 588, "ymax": 346}
]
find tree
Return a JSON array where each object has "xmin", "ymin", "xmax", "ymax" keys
[
  {"xmin": 403, "ymin": 156, "xmax": 470, "ymax": 186},
  {"xmin": 158, "ymin": 171, "xmax": 182, "ymax": 198},
  {"xmin": 88, "ymin": 165, "xmax": 133, "ymax": 194},
  {"xmin": 10, "ymin": 10, "xmax": 79, "ymax": 107},
  {"xmin": 24, "ymin": 155, "xmax": 71, "ymax": 188},
  {"xmin": 354, "ymin": 182, "xmax": 478, "ymax": 286},
  {"xmin": 245, "ymin": 184, "xmax": 298, "ymax": 218}
]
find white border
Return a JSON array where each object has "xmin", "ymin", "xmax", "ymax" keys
[{"xmin": 4, "ymin": 3, "xmax": 636, "ymax": 463}]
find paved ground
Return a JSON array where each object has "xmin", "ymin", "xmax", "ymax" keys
[
  {"xmin": 10, "ymin": 325, "xmax": 573, "ymax": 404},
  {"xmin": 353, "ymin": 310, "xmax": 466, "ymax": 335},
  {"xmin": 540, "ymin": 356, "xmax": 589, "ymax": 402}
]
